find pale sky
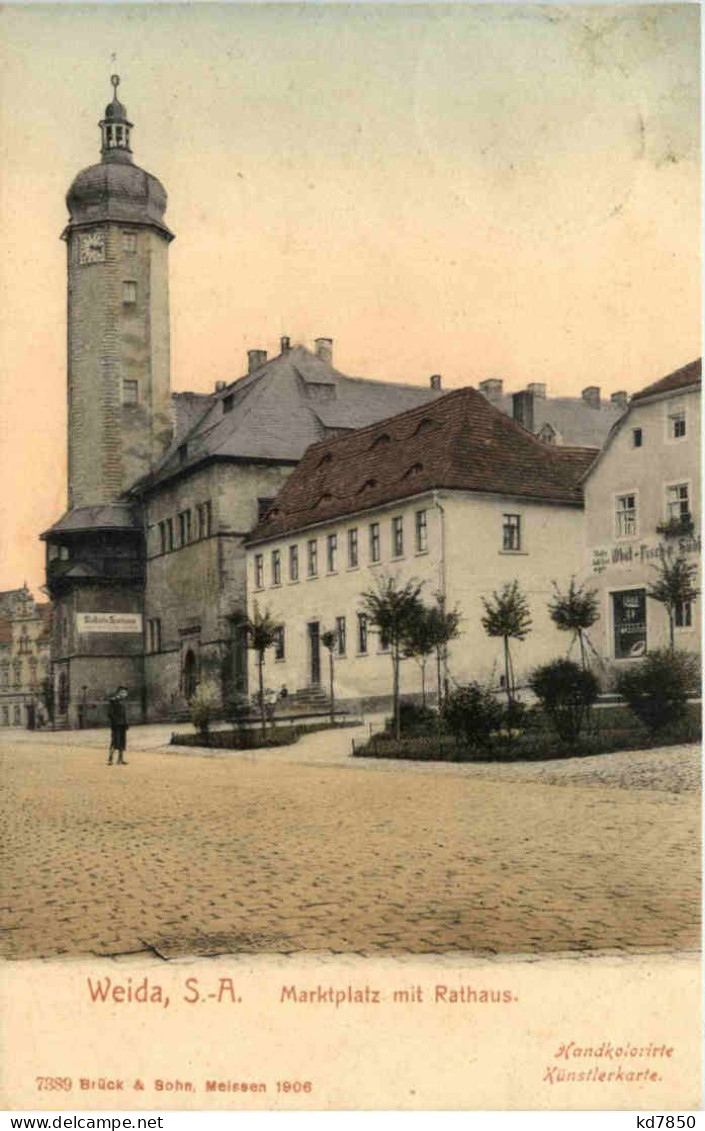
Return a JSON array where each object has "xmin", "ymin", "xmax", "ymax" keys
[{"xmin": 0, "ymin": 3, "xmax": 700, "ymax": 594}]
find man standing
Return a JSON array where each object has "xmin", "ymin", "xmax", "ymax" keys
[{"xmin": 107, "ymin": 687, "xmax": 129, "ymax": 765}]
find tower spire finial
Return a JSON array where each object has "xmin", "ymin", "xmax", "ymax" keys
[{"xmin": 99, "ymin": 75, "xmax": 133, "ymax": 163}]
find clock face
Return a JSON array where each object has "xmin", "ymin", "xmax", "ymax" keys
[{"xmin": 79, "ymin": 231, "xmax": 105, "ymax": 265}]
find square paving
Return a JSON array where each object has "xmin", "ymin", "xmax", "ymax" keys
[{"xmin": 0, "ymin": 734, "xmax": 700, "ymax": 959}]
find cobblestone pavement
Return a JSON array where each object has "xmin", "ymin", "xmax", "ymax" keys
[{"xmin": 0, "ymin": 731, "xmax": 699, "ymax": 960}]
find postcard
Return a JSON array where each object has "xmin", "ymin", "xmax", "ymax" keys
[{"xmin": 0, "ymin": 2, "xmax": 700, "ymax": 1114}]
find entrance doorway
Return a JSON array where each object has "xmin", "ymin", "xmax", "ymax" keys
[
  {"xmin": 183, "ymin": 649, "xmax": 197, "ymax": 699},
  {"xmin": 308, "ymin": 621, "xmax": 321, "ymax": 685}
]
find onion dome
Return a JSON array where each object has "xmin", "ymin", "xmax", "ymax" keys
[{"xmin": 64, "ymin": 76, "xmax": 173, "ymax": 240}]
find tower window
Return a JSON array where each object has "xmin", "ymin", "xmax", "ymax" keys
[
  {"xmin": 122, "ymin": 280, "xmax": 137, "ymax": 305},
  {"xmin": 123, "ymin": 379, "xmax": 139, "ymax": 404},
  {"xmin": 122, "ymin": 232, "xmax": 137, "ymax": 254}
]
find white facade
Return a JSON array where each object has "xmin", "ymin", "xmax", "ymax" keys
[
  {"xmin": 246, "ymin": 489, "xmax": 586, "ymax": 704},
  {"xmin": 583, "ymin": 382, "xmax": 701, "ymax": 664}
]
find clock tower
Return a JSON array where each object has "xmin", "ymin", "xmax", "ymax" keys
[
  {"xmin": 64, "ymin": 75, "xmax": 174, "ymax": 507},
  {"xmin": 42, "ymin": 77, "xmax": 175, "ymax": 727}
]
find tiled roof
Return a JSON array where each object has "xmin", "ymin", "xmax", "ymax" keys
[
  {"xmin": 630, "ymin": 358, "xmax": 701, "ymax": 403},
  {"xmin": 249, "ymin": 387, "xmax": 594, "ymax": 543},
  {"xmin": 132, "ymin": 345, "xmax": 444, "ymax": 495}
]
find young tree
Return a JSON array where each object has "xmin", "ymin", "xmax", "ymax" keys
[
  {"xmin": 360, "ymin": 576, "xmax": 425, "ymax": 739},
  {"xmin": 647, "ymin": 553, "xmax": 699, "ymax": 653},
  {"xmin": 481, "ymin": 581, "xmax": 532, "ymax": 706},
  {"xmin": 243, "ymin": 603, "xmax": 281, "ymax": 735},
  {"xmin": 401, "ymin": 604, "xmax": 437, "ymax": 706},
  {"xmin": 548, "ymin": 578, "xmax": 600, "ymax": 668},
  {"xmin": 321, "ymin": 629, "xmax": 337, "ymax": 725},
  {"xmin": 425, "ymin": 598, "xmax": 461, "ymax": 707}
]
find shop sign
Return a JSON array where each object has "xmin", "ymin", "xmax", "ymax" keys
[
  {"xmin": 592, "ymin": 534, "xmax": 701, "ymax": 574},
  {"xmin": 76, "ymin": 613, "xmax": 143, "ymax": 634}
]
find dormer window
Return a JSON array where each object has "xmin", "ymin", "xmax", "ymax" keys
[
  {"xmin": 404, "ymin": 462, "xmax": 423, "ymax": 478},
  {"xmin": 317, "ymin": 453, "xmax": 333, "ymax": 469},
  {"xmin": 371, "ymin": 433, "xmax": 391, "ymax": 449},
  {"xmin": 358, "ymin": 478, "xmax": 378, "ymax": 494},
  {"xmin": 413, "ymin": 417, "xmax": 439, "ymax": 437}
]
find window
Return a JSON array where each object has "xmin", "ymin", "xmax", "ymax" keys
[
  {"xmin": 14, "ymin": 662, "xmax": 22, "ymax": 687},
  {"xmin": 258, "ymin": 497, "xmax": 276, "ymax": 522},
  {"xmin": 2, "ymin": 707, "xmax": 8, "ymax": 725},
  {"xmin": 254, "ymin": 554, "xmax": 264, "ymax": 589},
  {"xmin": 165, "ymin": 518, "xmax": 174, "ymax": 551},
  {"xmin": 666, "ymin": 483, "xmax": 690, "ymax": 522},
  {"xmin": 357, "ymin": 613, "xmax": 368, "ymax": 655},
  {"xmin": 123, "ymin": 379, "xmax": 139, "ymax": 404},
  {"xmin": 147, "ymin": 618, "xmax": 162, "ymax": 653},
  {"xmin": 415, "ymin": 510, "xmax": 428, "ymax": 553},
  {"xmin": 615, "ymin": 494, "xmax": 638, "ymax": 538},
  {"xmin": 632, "ymin": 428, "xmax": 643, "ymax": 448},
  {"xmin": 197, "ymin": 501, "xmax": 212, "ymax": 539},
  {"xmin": 336, "ymin": 616, "xmax": 347, "ymax": 656},
  {"xmin": 370, "ymin": 522, "xmax": 381, "ymax": 563},
  {"xmin": 612, "ymin": 589, "xmax": 646, "ymax": 659},
  {"xmin": 675, "ymin": 600, "xmax": 693, "ymax": 629},
  {"xmin": 289, "ymin": 545, "xmax": 299, "ymax": 582},
  {"xmin": 307, "ymin": 539, "xmax": 318, "ymax": 577},
  {"xmin": 122, "ymin": 280, "xmax": 137, "ymax": 304},
  {"xmin": 273, "ymin": 626, "xmax": 285, "ymax": 661},
  {"xmin": 14, "ymin": 706, "xmax": 21, "ymax": 725},
  {"xmin": 327, "ymin": 533, "xmax": 338, "ymax": 573},
  {"xmin": 392, "ymin": 516, "xmax": 404, "ymax": 557},
  {"xmin": 272, "ymin": 549, "xmax": 282, "ymax": 586},
  {"xmin": 502, "ymin": 514, "xmax": 521, "ymax": 551},
  {"xmin": 122, "ymin": 232, "xmax": 137, "ymax": 254},
  {"xmin": 178, "ymin": 510, "xmax": 192, "ymax": 545},
  {"xmin": 347, "ymin": 528, "xmax": 358, "ymax": 568},
  {"xmin": 668, "ymin": 403, "xmax": 686, "ymax": 440}
]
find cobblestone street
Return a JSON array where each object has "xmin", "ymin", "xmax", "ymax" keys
[{"xmin": 0, "ymin": 729, "xmax": 700, "ymax": 960}]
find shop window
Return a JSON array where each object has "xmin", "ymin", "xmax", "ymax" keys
[{"xmin": 612, "ymin": 589, "xmax": 647, "ymax": 659}]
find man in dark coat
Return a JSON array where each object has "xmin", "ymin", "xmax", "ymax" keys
[{"xmin": 107, "ymin": 687, "xmax": 129, "ymax": 765}]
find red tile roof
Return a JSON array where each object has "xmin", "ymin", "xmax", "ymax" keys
[
  {"xmin": 249, "ymin": 387, "xmax": 595, "ymax": 542},
  {"xmin": 631, "ymin": 359, "xmax": 701, "ymax": 403}
]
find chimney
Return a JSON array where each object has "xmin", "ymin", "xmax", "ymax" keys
[
  {"xmin": 315, "ymin": 337, "xmax": 333, "ymax": 363},
  {"xmin": 527, "ymin": 382, "xmax": 547, "ymax": 398},
  {"xmin": 479, "ymin": 378, "xmax": 503, "ymax": 402},
  {"xmin": 214, "ymin": 381, "xmax": 226, "ymax": 392},
  {"xmin": 280, "ymin": 336, "xmax": 291, "ymax": 353},
  {"xmin": 247, "ymin": 349, "xmax": 268, "ymax": 374},
  {"xmin": 611, "ymin": 390, "xmax": 628, "ymax": 409},
  {"xmin": 582, "ymin": 385, "xmax": 601, "ymax": 409},
  {"xmin": 513, "ymin": 390, "xmax": 535, "ymax": 432},
  {"xmin": 430, "ymin": 374, "xmax": 442, "ymax": 391}
]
